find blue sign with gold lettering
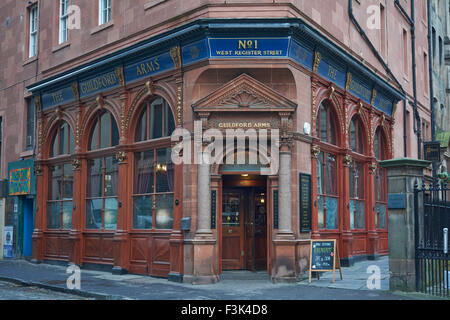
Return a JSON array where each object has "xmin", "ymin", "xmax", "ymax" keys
[
  {"xmin": 317, "ymin": 56, "xmax": 346, "ymax": 89},
  {"xmin": 182, "ymin": 39, "xmax": 209, "ymax": 66},
  {"xmin": 41, "ymin": 85, "xmax": 76, "ymax": 110},
  {"xmin": 124, "ymin": 51, "xmax": 175, "ymax": 84},
  {"xmin": 289, "ymin": 40, "xmax": 314, "ymax": 70},
  {"xmin": 208, "ymin": 37, "xmax": 290, "ymax": 58},
  {"xmin": 79, "ymin": 68, "xmax": 121, "ymax": 98},
  {"xmin": 373, "ymin": 92, "xmax": 393, "ymax": 115},
  {"xmin": 348, "ymin": 76, "xmax": 372, "ymax": 104}
]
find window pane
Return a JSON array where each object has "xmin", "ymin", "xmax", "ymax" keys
[
  {"xmin": 62, "ymin": 201, "xmax": 72, "ymax": 229},
  {"xmin": 317, "ymin": 195, "xmax": 324, "ymax": 229},
  {"xmin": 87, "ymin": 159, "xmax": 103, "ymax": 198},
  {"xmin": 50, "ymin": 166, "xmax": 62, "ymax": 200},
  {"xmin": 135, "ymin": 151, "xmax": 154, "ymax": 194},
  {"xmin": 326, "ymin": 197, "xmax": 338, "ymax": 230},
  {"xmin": 326, "ymin": 153, "xmax": 337, "ymax": 195},
  {"xmin": 320, "ymin": 105, "xmax": 327, "ymax": 142},
  {"xmin": 100, "ymin": 113, "xmax": 111, "ymax": 149},
  {"xmin": 62, "ymin": 164, "xmax": 73, "ymax": 200},
  {"xmin": 151, "ymin": 100, "xmax": 163, "ymax": 139},
  {"xmin": 104, "ymin": 198, "xmax": 118, "ymax": 230},
  {"xmin": 90, "ymin": 121, "xmax": 98, "ymax": 150},
  {"xmin": 104, "ymin": 156, "xmax": 119, "ymax": 196},
  {"xmin": 69, "ymin": 128, "xmax": 75, "ymax": 154},
  {"xmin": 166, "ymin": 104, "xmax": 175, "ymax": 137},
  {"xmin": 111, "ymin": 117, "xmax": 119, "ymax": 146},
  {"xmin": 379, "ymin": 204, "xmax": 387, "ymax": 229},
  {"xmin": 155, "ymin": 194, "xmax": 173, "ymax": 229},
  {"xmin": 317, "ymin": 153, "xmax": 324, "ymax": 195},
  {"xmin": 349, "ymin": 199, "xmax": 355, "ymax": 229},
  {"xmin": 52, "ymin": 131, "xmax": 58, "ymax": 157},
  {"xmin": 133, "ymin": 196, "xmax": 153, "ymax": 229},
  {"xmin": 136, "ymin": 107, "xmax": 147, "ymax": 142},
  {"xmin": 356, "ymin": 200, "xmax": 365, "ymax": 229},
  {"xmin": 86, "ymin": 199, "xmax": 102, "ymax": 229},
  {"xmin": 351, "ymin": 120, "xmax": 356, "ymax": 151},
  {"xmin": 47, "ymin": 203, "xmax": 60, "ymax": 229},
  {"xmin": 156, "ymin": 148, "xmax": 173, "ymax": 193},
  {"xmin": 59, "ymin": 123, "xmax": 67, "ymax": 155}
]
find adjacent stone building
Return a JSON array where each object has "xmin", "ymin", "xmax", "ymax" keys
[{"xmin": 0, "ymin": 0, "xmax": 432, "ymax": 283}]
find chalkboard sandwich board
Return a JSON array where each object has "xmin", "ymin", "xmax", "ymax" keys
[{"xmin": 308, "ymin": 239, "xmax": 343, "ymax": 283}]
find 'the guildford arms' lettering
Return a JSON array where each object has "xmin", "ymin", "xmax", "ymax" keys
[
  {"xmin": 349, "ymin": 80, "xmax": 371, "ymax": 101},
  {"xmin": 327, "ymin": 65, "xmax": 338, "ymax": 81},
  {"xmin": 136, "ymin": 58, "xmax": 160, "ymax": 77},
  {"xmin": 80, "ymin": 72, "xmax": 118, "ymax": 96},
  {"xmin": 52, "ymin": 91, "xmax": 64, "ymax": 104}
]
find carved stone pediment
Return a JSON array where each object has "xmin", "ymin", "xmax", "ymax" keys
[{"xmin": 192, "ymin": 73, "xmax": 297, "ymax": 113}]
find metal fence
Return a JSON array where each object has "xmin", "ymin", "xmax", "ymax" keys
[{"xmin": 414, "ymin": 180, "xmax": 449, "ymax": 297}]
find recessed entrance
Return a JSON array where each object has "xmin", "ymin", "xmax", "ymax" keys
[{"xmin": 221, "ymin": 175, "xmax": 268, "ymax": 271}]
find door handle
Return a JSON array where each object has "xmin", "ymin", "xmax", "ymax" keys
[{"xmin": 228, "ymin": 229, "xmax": 233, "ymax": 234}]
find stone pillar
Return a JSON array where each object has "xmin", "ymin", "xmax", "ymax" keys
[
  {"xmin": 341, "ymin": 154, "xmax": 353, "ymax": 267},
  {"xmin": 185, "ymin": 151, "xmax": 218, "ymax": 284},
  {"xmin": 367, "ymin": 161, "xmax": 379, "ymax": 260},
  {"xmin": 379, "ymin": 158, "xmax": 431, "ymax": 292},
  {"xmin": 272, "ymin": 142, "xmax": 297, "ymax": 283}
]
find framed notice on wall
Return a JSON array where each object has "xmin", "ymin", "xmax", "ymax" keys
[{"xmin": 299, "ymin": 173, "xmax": 312, "ymax": 232}]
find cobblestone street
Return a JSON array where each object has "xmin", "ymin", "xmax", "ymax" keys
[{"xmin": 0, "ymin": 281, "xmax": 86, "ymax": 300}]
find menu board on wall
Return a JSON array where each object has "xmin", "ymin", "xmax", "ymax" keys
[{"xmin": 299, "ymin": 173, "xmax": 312, "ymax": 233}]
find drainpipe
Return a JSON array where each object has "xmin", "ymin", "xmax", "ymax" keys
[
  {"xmin": 427, "ymin": 0, "xmax": 436, "ymax": 178},
  {"xmin": 348, "ymin": 0, "xmax": 408, "ymax": 157},
  {"xmin": 394, "ymin": 0, "xmax": 422, "ymax": 159}
]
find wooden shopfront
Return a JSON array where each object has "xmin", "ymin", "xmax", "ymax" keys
[{"xmin": 27, "ymin": 18, "xmax": 403, "ymax": 283}]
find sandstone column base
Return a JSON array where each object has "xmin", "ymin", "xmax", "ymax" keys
[{"xmin": 271, "ymin": 232, "xmax": 297, "ymax": 283}]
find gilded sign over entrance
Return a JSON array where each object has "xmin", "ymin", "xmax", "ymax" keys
[{"xmin": 217, "ymin": 122, "xmax": 272, "ymax": 129}]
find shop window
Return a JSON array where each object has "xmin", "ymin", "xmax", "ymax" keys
[
  {"xmin": 349, "ymin": 161, "xmax": 365, "ymax": 230},
  {"xmin": 47, "ymin": 121, "xmax": 74, "ymax": 230},
  {"xmin": 85, "ymin": 111, "xmax": 119, "ymax": 230},
  {"xmin": 374, "ymin": 128, "xmax": 388, "ymax": 229},
  {"xmin": 133, "ymin": 97, "xmax": 175, "ymax": 230},
  {"xmin": 317, "ymin": 152, "xmax": 338, "ymax": 230}
]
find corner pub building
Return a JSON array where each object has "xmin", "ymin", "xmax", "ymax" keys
[{"xmin": 24, "ymin": 2, "xmax": 427, "ymax": 284}]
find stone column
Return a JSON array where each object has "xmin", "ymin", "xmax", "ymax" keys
[
  {"xmin": 185, "ymin": 150, "xmax": 218, "ymax": 284},
  {"xmin": 196, "ymin": 152, "xmax": 212, "ymax": 236},
  {"xmin": 379, "ymin": 158, "xmax": 431, "ymax": 292},
  {"xmin": 272, "ymin": 140, "xmax": 297, "ymax": 283}
]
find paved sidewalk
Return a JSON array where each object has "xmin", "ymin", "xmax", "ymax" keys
[
  {"xmin": 298, "ymin": 256, "xmax": 389, "ymax": 290},
  {"xmin": 0, "ymin": 258, "xmax": 416, "ymax": 300}
]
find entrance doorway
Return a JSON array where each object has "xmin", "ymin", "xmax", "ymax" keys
[{"xmin": 221, "ymin": 175, "xmax": 268, "ymax": 271}]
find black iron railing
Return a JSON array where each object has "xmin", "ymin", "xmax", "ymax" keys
[{"xmin": 414, "ymin": 180, "xmax": 449, "ymax": 297}]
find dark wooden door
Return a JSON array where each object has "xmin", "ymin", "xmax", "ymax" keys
[
  {"xmin": 245, "ymin": 189, "xmax": 267, "ymax": 270},
  {"xmin": 222, "ymin": 191, "xmax": 245, "ymax": 270}
]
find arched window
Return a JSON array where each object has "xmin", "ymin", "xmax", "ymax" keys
[
  {"xmin": 86, "ymin": 111, "xmax": 119, "ymax": 230},
  {"xmin": 133, "ymin": 97, "xmax": 175, "ymax": 230},
  {"xmin": 47, "ymin": 121, "xmax": 74, "ymax": 230},
  {"xmin": 349, "ymin": 116, "xmax": 366, "ymax": 230},
  {"xmin": 374, "ymin": 128, "xmax": 388, "ymax": 230},
  {"xmin": 316, "ymin": 101, "xmax": 339, "ymax": 230},
  {"xmin": 316, "ymin": 101, "xmax": 338, "ymax": 145}
]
